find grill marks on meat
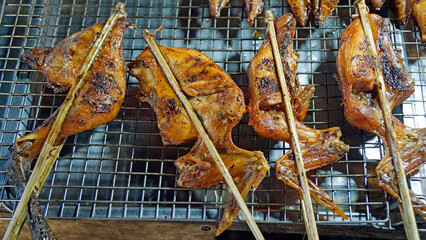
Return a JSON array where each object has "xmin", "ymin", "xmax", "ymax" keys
[
  {"xmin": 7, "ymin": 18, "xmax": 128, "ymax": 238},
  {"xmin": 128, "ymin": 46, "xmax": 269, "ymax": 236},
  {"xmin": 209, "ymin": 0, "xmax": 263, "ymax": 26},
  {"xmin": 247, "ymin": 13, "xmax": 349, "ymax": 219},
  {"xmin": 336, "ymin": 14, "xmax": 426, "ymax": 219}
]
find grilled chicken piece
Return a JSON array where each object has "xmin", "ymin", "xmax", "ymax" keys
[
  {"xmin": 247, "ymin": 13, "xmax": 349, "ymax": 218},
  {"xmin": 313, "ymin": 0, "xmax": 339, "ymax": 26},
  {"xmin": 209, "ymin": 0, "xmax": 263, "ymax": 26},
  {"xmin": 209, "ymin": 0, "xmax": 229, "ymax": 18},
  {"xmin": 288, "ymin": 0, "xmax": 311, "ymax": 26},
  {"xmin": 413, "ymin": 0, "xmax": 426, "ymax": 42},
  {"xmin": 244, "ymin": 0, "xmax": 264, "ymax": 26},
  {"xmin": 288, "ymin": 0, "xmax": 338, "ymax": 26},
  {"xmin": 128, "ymin": 46, "xmax": 269, "ymax": 236},
  {"xmin": 372, "ymin": 0, "xmax": 387, "ymax": 10},
  {"xmin": 336, "ymin": 14, "xmax": 426, "ymax": 219},
  {"xmin": 7, "ymin": 18, "xmax": 128, "ymax": 238},
  {"xmin": 394, "ymin": 0, "xmax": 412, "ymax": 25}
]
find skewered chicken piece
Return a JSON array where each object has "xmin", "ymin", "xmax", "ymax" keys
[
  {"xmin": 7, "ymin": 18, "xmax": 128, "ymax": 238},
  {"xmin": 412, "ymin": 0, "xmax": 426, "ymax": 42},
  {"xmin": 128, "ymin": 45, "xmax": 269, "ymax": 236},
  {"xmin": 336, "ymin": 13, "xmax": 426, "ymax": 219},
  {"xmin": 247, "ymin": 13, "xmax": 349, "ymax": 218},
  {"xmin": 209, "ymin": 0, "xmax": 263, "ymax": 26},
  {"xmin": 288, "ymin": 0, "xmax": 339, "ymax": 26}
]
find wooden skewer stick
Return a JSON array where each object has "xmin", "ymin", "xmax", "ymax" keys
[
  {"xmin": 3, "ymin": 3, "xmax": 127, "ymax": 240},
  {"xmin": 264, "ymin": 10, "xmax": 319, "ymax": 240},
  {"xmin": 354, "ymin": 1, "xmax": 420, "ymax": 239},
  {"xmin": 142, "ymin": 30, "xmax": 264, "ymax": 240}
]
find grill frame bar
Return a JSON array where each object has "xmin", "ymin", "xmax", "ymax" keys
[{"xmin": 0, "ymin": 0, "xmax": 425, "ymax": 236}]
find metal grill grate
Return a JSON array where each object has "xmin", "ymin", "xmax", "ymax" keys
[{"xmin": 0, "ymin": 0, "xmax": 425, "ymax": 236}]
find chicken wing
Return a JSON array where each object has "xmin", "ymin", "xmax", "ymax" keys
[
  {"xmin": 209, "ymin": 0, "xmax": 229, "ymax": 18},
  {"xmin": 412, "ymin": 0, "xmax": 426, "ymax": 42},
  {"xmin": 128, "ymin": 45, "xmax": 269, "ymax": 236},
  {"xmin": 336, "ymin": 14, "xmax": 426, "ymax": 219},
  {"xmin": 288, "ymin": 0, "xmax": 311, "ymax": 26},
  {"xmin": 247, "ymin": 13, "xmax": 349, "ymax": 218},
  {"xmin": 7, "ymin": 18, "xmax": 128, "ymax": 238},
  {"xmin": 209, "ymin": 0, "xmax": 263, "ymax": 26},
  {"xmin": 313, "ymin": 0, "xmax": 340, "ymax": 26},
  {"xmin": 372, "ymin": 0, "xmax": 387, "ymax": 10},
  {"xmin": 394, "ymin": 0, "xmax": 412, "ymax": 25},
  {"xmin": 244, "ymin": 0, "xmax": 264, "ymax": 26}
]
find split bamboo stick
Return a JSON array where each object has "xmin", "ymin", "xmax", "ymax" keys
[
  {"xmin": 142, "ymin": 30, "xmax": 265, "ymax": 240},
  {"xmin": 3, "ymin": 3, "xmax": 127, "ymax": 240},
  {"xmin": 264, "ymin": 10, "xmax": 319, "ymax": 240},
  {"xmin": 353, "ymin": 1, "xmax": 419, "ymax": 239}
]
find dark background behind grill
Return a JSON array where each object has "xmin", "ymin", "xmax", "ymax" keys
[{"xmin": 0, "ymin": 0, "xmax": 425, "ymax": 238}]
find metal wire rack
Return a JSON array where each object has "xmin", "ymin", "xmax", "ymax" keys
[{"xmin": 0, "ymin": 0, "xmax": 425, "ymax": 237}]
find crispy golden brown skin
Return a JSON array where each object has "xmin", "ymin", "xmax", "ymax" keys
[
  {"xmin": 247, "ymin": 13, "xmax": 349, "ymax": 219},
  {"xmin": 128, "ymin": 46, "xmax": 269, "ymax": 236},
  {"xmin": 412, "ymin": 0, "xmax": 426, "ymax": 42},
  {"xmin": 288, "ymin": 0, "xmax": 311, "ymax": 26},
  {"xmin": 10, "ymin": 18, "xmax": 128, "ymax": 174},
  {"xmin": 336, "ymin": 14, "xmax": 426, "ymax": 219},
  {"xmin": 288, "ymin": 0, "xmax": 338, "ymax": 26},
  {"xmin": 244, "ymin": 0, "xmax": 264, "ymax": 26},
  {"xmin": 209, "ymin": 0, "xmax": 229, "ymax": 18},
  {"xmin": 209, "ymin": 0, "xmax": 263, "ymax": 26},
  {"xmin": 313, "ymin": 0, "xmax": 339, "ymax": 26},
  {"xmin": 394, "ymin": 0, "xmax": 412, "ymax": 25},
  {"xmin": 7, "ymin": 18, "xmax": 128, "ymax": 239}
]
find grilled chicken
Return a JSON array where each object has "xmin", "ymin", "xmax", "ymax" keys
[
  {"xmin": 313, "ymin": 0, "xmax": 340, "ymax": 26},
  {"xmin": 209, "ymin": 0, "xmax": 263, "ymax": 26},
  {"xmin": 372, "ymin": 0, "xmax": 387, "ymax": 10},
  {"xmin": 412, "ymin": 0, "xmax": 426, "ymax": 42},
  {"xmin": 244, "ymin": 0, "xmax": 264, "ymax": 26},
  {"xmin": 394, "ymin": 0, "xmax": 413, "ymax": 25},
  {"xmin": 7, "ymin": 18, "xmax": 128, "ymax": 238},
  {"xmin": 336, "ymin": 14, "xmax": 426, "ymax": 219},
  {"xmin": 288, "ymin": 0, "xmax": 338, "ymax": 26},
  {"xmin": 288, "ymin": 0, "xmax": 311, "ymax": 26},
  {"xmin": 247, "ymin": 13, "xmax": 349, "ymax": 218},
  {"xmin": 128, "ymin": 46, "xmax": 269, "ymax": 236}
]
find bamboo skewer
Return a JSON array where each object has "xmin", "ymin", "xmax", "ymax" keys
[
  {"xmin": 3, "ymin": 3, "xmax": 127, "ymax": 240},
  {"xmin": 353, "ymin": 1, "xmax": 419, "ymax": 239},
  {"xmin": 142, "ymin": 30, "xmax": 264, "ymax": 240},
  {"xmin": 264, "ymin": 10, "xmax": 319, "ymax": 240}
]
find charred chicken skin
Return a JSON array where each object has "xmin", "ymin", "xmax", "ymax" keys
[
  {"xmin": 7, "ymin": 18, "xmax": 128, "ymax": 238},
  {"xmin": 209, "ymin": 0, "xmax": 263, "ymax": 26},
  {"xmin": 247, "ymin": 13, "xmax": 349, "ymax": 219},
  {"xmin": 128, "ymin": 46, "xmax": 269, "ymax": 235},
  {"xmin": 336, "ymin": 14, "xmax": 426, "ymax": 219}
]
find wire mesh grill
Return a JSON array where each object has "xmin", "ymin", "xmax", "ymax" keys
[{"xmin": 0, "ymin": 0, "xmax": 425, "ymax": 235}]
